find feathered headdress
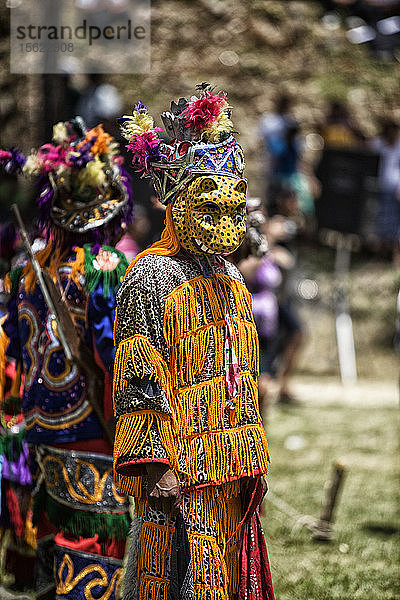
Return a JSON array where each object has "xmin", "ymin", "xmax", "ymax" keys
[
  {"xmin": 118, "ymin": 83, "xmax": 245, "ymax": 204},
  {"xmin": 0, "ymin": 118, "xmax": 133, "ymax": 239}
]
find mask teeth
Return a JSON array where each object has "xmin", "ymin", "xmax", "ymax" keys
[{"xmin": 195, "ymin": 238, "xmax": 210, "ymax": 253}]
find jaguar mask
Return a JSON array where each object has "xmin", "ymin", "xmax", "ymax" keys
[{"xmin": 172, "ymin": 175, "xmax": 247, "ymax": 256}]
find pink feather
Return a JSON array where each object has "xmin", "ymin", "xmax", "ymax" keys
[
  {"xmin": 126, "ymin": 128, "xmax": 163, "ymax": 172},
  {"xmin": 0, "ymin": 150, "xmax": 12, "ymax": 161},
  {"xmin": 182, "ymin": 92, "xmax": 227, "ymax": 133},
  {"xmin": 38, "ymin": 144, "xmax": 70, "ymax": 172}
]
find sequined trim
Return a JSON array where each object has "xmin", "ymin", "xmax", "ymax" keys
[
  {"xmin": 40, "ymin": 445, "xmax": 129, "ymax": 514},
  {"xmin": 55, "ymin": 546, "xmax": 122, "ymax": 600},
  {"xmin": 25, "ymin": 398, "xmax": 92, "ymax": 430}
]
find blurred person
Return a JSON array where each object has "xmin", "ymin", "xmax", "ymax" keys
[
  {"xmin": 369, "ymin": 118, "xmax": 400, "ymax": 265},
  {"xmin": 0, "ymin": 119, "xmax": 133, "ymax": 599},
  {"xmin": 116, "ymin": 203, "xmax": 152, "ymax": 261},
  {"xmin": 267, "ymin": 185, "xmax": 306, "ymax": 405},
  {"xmin": 237, "ymin": 193, "xmax": 306, "ymax": 408},
  {"xmin": 259, "ymin": 93, "xmax": 294, "ymax": 161},
  {"xmin": 259, "ymin": 94, "xmax": 319, "ymax": 236},
  {"xmin": 76, "ymin": 73, "xmax": 123, "ymax": 130},
  {"xmin": 289, "ymin": 160, "xmax": 321, "ymax": 238},
  {"xmin": 271, "ymin": 119, "xmax": 301, "ymax": 183},
  {"xmin": 319, "ymin": 100, "xmax": 366, "ymax": 148},
  {"xmin": 260, "ymin": 94, "xmax": 302, "ymax": 205},
  {"xmin": 236, "ymin": 200, "xmax": 281, "ymax": 415}
]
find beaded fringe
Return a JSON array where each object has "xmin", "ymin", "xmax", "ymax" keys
[
  {"xmin": 181, "ymin": 481, "xmax": 242, "ymax": 543},
  {"xmin": 163, "ymin": 273, "xmax": 259, "ymax": 399},
  {"xmin": 164, "ymin": 274, "xmax": 266, "ymax": 486},
  {"xmin": 190, "ymin": 532, "xmax": 228, "ymax": 589},
  {"xmin": 113, "ymin": 334, "xmax": 172, "ymax": 402},
  {"xmin": 114, "ymin": 411, "xmax": 179, "ymax": 495},
  {"xmin": 137, "ymin": 536, "xmax": 234, "ymax": 600},
  {"xmin": 136, "ymin": 483, "xmax": 242, "ymax": 600},
  {"xmin": 163, "ymin": 274, "xmax": 255, "ymax": 345},
  {"xmin": 193, "ymin": 590, "xmax": 229, "ymax": 600},
  {"xmin": 139, "ymin": 574, "xmax": 169, "ymax": 600},
  {"xmin": 170, "ymin": 319, "xmax": 258, "ymax": 390},
  {"xmin": 138, "ymin": 521, "xmax": 174, "ymax": 578},
  {"xmin": 177, "ymin": 371, "xmax": 261, "ymax": 435},
  {"xmin": 180, "ymin": 423, "xmax": 269, "ymax": 487},
  {"xmin": 113, "ymin": 274, "xmax": 269, "ymax": 492}
]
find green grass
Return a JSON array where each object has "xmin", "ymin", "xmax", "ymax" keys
[{"xmin": 261, "ymin": 388, "xmax": 400, "ymax": 600}]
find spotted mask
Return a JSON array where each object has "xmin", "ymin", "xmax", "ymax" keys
[{"xmin": 172, "ymin": 174, "xmax": 247, "ymax": 256}]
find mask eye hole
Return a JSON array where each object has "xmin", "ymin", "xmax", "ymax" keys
[
  {"xmin": 200, "ymin": 177, "xmax": 218, "ymax": 193},
  {"xmin": 235, "ymin": 214, "xmax": 244, "ymax": 224},
  {"xmin": 234, "ymin": 180, "xmax": 247, "ymax": 195},
  {"xmin": 203, "ymin": 214, "xmax": 213, "ymax": 225}
]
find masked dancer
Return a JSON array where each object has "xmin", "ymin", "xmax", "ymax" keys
[
  {"xmin": 1, "ymin": 119, "xmax": 133, "ymax": 599},
  {"xmin": 113, "ymin": 85, "xmax": 275, "ymax": 600}
]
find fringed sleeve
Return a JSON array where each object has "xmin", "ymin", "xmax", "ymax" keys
[{"xmin": 113, "ymin": 269, "xmax": 178, "ymax": 494}]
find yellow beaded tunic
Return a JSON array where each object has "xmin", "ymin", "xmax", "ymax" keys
[{"xmin": 113, "ymin": 251, "xmax": 270, "ymax": 500}]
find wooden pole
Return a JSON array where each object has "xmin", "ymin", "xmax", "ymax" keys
[{"xmin": 313, "ymin": 462, "xmax": 347, "ymax": 541}]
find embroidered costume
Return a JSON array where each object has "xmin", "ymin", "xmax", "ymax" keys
[
  {"xmin": 1, "ymin": 120, "xmax": 133, "ymax": 599},
  {"xmin": 113, "ymin": 86, "xmax": 275, "ymax": 600}
]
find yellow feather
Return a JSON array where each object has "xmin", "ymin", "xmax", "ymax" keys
[
  {"xmin": 76, "ymin": 156, "xmax": 106, "ymax": 189},
  {"xmin": 119, "ymin": 111, "xmax": 155, "ymax": 140}
]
